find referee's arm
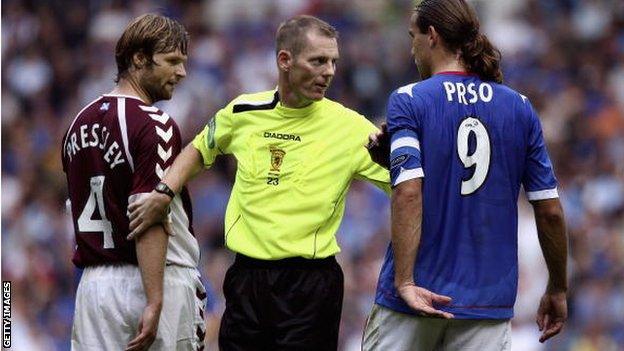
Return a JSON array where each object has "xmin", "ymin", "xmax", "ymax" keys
[
  {"xmin": 160, "ymin": 144, "xmax": 204, "ymax": 194},
  {"xmin": 128, "ymin": 144, "xmax": 204, "ymax": 237},
  {"xmin": 354, "ymin": 132, "xmax": 392, "ymax": 194}
]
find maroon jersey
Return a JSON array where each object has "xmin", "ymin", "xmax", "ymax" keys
[{"xmin": 62, "ymin": 94, "xmax": 194, "ymax": 268}]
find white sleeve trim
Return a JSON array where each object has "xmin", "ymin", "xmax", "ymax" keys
[
  {"xmin": 393, "ymin": 167, "xmax": 424, "ymax": 186},
  {"xmin": 391, "ymin": 137, "xmax": 420, "ymax": 153},
  {"xmin": 526, "ymin": 188, "xmax": 559, "ymax": 201}
]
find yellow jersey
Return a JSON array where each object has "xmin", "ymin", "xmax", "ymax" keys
[{"xmin": 192, "ymin": 90, "xmax": 390, "ymax": 259}]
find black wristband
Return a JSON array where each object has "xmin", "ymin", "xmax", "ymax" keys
[{"xmin": 154, "ymin": 182, "xmax": 175, "ymax": 199}]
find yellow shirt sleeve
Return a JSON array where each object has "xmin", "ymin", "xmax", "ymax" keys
[
  {"xmin": 351, "ymin": 114, "xmax": 392, "ymax": 195},
  {"xmin": 192, "ymin": 107, "xmax": 233, "ymax": 168}
]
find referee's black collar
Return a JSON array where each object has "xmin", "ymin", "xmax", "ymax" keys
[{"xmin": 232, "ymin": 90, "xmax": 279, "ymax": 114}]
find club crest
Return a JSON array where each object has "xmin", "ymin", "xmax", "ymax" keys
[{"xmin": 269, "ymin": 146, "xmax": 286, "ymax": 172}]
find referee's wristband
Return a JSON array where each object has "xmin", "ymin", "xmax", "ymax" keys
[{"xmin": 154, "ymin": 182, "xmax": 175, "ymax": 199}]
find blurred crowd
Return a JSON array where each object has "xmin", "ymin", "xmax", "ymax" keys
[{"xmin": 2, "ymin": 0, "xmax": 623, "ymax": 350}]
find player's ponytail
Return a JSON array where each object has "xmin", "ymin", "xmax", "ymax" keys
[
  {"xmin": 460, "ymin": 32, "xmax": 503, "ymax": 83},
  {"xmin": 414, "ymin": 0, "xmax": 503, "ymax": 83}
]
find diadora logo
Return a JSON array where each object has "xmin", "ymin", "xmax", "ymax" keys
[{"xmin": 263, "ymin": 131, "xmax": 301, "ymax": 142}]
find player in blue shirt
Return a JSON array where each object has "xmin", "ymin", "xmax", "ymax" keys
[{"xmin": 363, "ymin": 1, "xmax": 568, "ymax": 350}]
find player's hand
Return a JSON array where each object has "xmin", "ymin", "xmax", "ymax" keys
[
  {"xmin": 128, "ymin": 191, "xmax": 174, "ymax": 240},
  {"xmin": 366, "ymin": 122, "xmax": 390, "ymax": 169},
  {"xmin": 397, "ymin": 281, "xmax": 454, "ymax": 319},
  {"xmin": 536, "ymin": 290, "xmax": 567, "ymax": 343},
  {"xmin": 125, "ymin": 302, "xmax": 162, "ymax": 351}
]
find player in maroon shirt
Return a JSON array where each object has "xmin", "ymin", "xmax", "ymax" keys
[{"xmin": 62, "ymin": 14, "xmax": 204, "ymax": 351}]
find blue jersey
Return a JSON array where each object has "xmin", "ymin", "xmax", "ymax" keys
[{"xmin": 375, "ymin": 72, "xmax": 559, "ymax": 319}]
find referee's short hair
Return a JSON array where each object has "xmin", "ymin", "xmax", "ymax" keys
[{"xmin": 275, "ymin": 15, "xmax": 338, "ymax": 57}]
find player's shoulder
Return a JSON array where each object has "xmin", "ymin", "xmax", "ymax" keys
[
  {"xmin": 113, "ymin": 94, "xmax": 177, "ymax": 129},
  {"xmin": 119, "ymin": 95, "xmax": 163, "ymax": 118},
  {"xmin": 71, "ymin": 96, "xmax": 108, "ymax": 122},
  {"xmin": 385, "ymin": 82, "xmax": 424, "ymax": 113},
  {"xmin": 228, "ymin": 90, "xmax": 279, "ymax": 114},
  {"xmin": 63, "ymin": 96, "xmax": 107, "ymax": 147},
  {"xmin": 490, "ymin": 84, "xmax": 535, "ymax": 119},
  {"xmin": 388, "ymin": 81, "xmax": 423, "ymax": 101},
  {"xmin": 491, "ymin": 83, "xmax": 529, "ymax": 103}
]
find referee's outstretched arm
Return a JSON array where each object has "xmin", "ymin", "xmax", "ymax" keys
[{"xmin": 128, "ymin": 144, "xmax": 204, "ymax": 238}]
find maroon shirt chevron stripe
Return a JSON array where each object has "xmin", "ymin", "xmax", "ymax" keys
[{"xmin": 61, "ymin": 94, "xmax": 194, "ymax": 268}]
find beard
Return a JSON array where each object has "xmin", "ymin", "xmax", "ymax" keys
[
  {"xmin": 416, "ymin": 59, "xmax": 432, "ymax": 80},
  {"xmin": 139, "ymin": 67, "xmax": 172, "ymax": 103}
]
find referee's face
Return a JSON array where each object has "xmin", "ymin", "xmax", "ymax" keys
[{"xmin": 288, "ymin": 31, "xmax": 339, "ymax": 104}]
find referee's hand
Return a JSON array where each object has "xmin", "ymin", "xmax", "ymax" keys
[
  {"xmin": 127, "ymin": 191, "xmax": 174, "ymax": 240},
  {"xmin": 366, "ymin": 123, "xmax": 390, "ymax": 169},
  {"xmin": 397, "ymin": 282, "xmax": 454, "ymax": 319}
]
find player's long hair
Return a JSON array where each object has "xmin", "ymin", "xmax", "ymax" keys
[
  {"xmin": 114, "ymin": 14, "xmax": 189, "ymax": 83},
  {"xmin": 414, "ymin": 0, "xmax": 503, "ymax": 83}
]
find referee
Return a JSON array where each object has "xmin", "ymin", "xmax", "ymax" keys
[{"xmin": 128, "ymin": 15, "xmax": 389, "ymax": 350}]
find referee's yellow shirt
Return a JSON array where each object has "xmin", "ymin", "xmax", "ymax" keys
[{"xmin": 192, "ymin": 90, "xmax": 390, "ymax": 260}]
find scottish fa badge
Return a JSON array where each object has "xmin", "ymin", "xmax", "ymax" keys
[{"xmin": 269, "ymin": 146, "xmax": 285, "ymax": 172}]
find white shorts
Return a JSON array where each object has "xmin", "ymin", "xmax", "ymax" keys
[
  {"xmin": 71, "ymin": 264, "xmax": 206, "ymax": 351},
  {"xmin": 362, "ymin": 304, "xmax": 511, "ymax": 351}
]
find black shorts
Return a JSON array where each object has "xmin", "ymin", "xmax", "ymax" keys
[{"xmin": 219, "ymin": 254, "xmax": 344, "ymax": 351}]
